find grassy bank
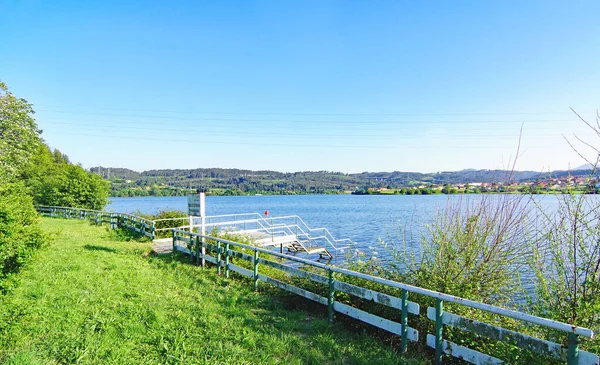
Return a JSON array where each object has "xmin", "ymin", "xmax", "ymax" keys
[{"xmin": 0, "ymin": 218, "xmax": 424, "ymax": 365}]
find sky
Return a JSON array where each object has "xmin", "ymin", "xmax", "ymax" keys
[{"xmin": 1, "ymin": 0, "xmax": 599, "ymax": 174}]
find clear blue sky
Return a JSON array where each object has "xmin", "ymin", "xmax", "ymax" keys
[{"xmin": 1, "ymin": 0, "xmax": 599, "ymax": 173}]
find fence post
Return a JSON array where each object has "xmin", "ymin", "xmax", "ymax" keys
[
  {"xmin": 327, "ymin": 268, "xmax": 335, "ymax": 323},
  {"xmin": 200, "ymin": 236, "xmax": 205, "ymax": 268},
  {"xmin": 253, "ymin": 248, "xmax": 259, "ymax": 291},
  {"xmin": 400, "ymin": 289, "xmax": 409, "ymax": 353},
  {"xmin": 201, "ymin": 236, "xmax": 206, "ymax": 267},
  {"xmin": 195, "ymin": 235, "xmax": 200, "ymax": 266},
  {"xmin": 172, "ymin": 230, "xmax": 176, "ymax": 254},
  {"xmin": 435, "ymin": 298, "xmax": 444, "ymax": 365},
  {"xmin": 151, "ymin": 222, "xmax": 156, "ymax": 240},
  {"xmin": 217, "ymin": 241, "xmax": 222, "ymax": 275},
  {"xmin": 567, "ymin": 333, "xmax": 579, "ymax": 365},
  {"xmin": 225, "ymin": 242, "xmax": 230, "ymax": 279},
  {"xmin": 189, "ymin": 232, "xmax": 194, "ymax": 263}
]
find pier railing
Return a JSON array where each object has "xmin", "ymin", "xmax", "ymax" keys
[{"xmin": 159, "ymin": 213, "xmax": 355, "ymax": 257}]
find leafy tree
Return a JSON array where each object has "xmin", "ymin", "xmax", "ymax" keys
[
  {"xmin": 36, "ymin": 163, "xmax": 109, "ymax": 210},
  {"xmin": 0, "ymin": 81, "xmax": 41, "ymax": 181},
  {"xmin": 0, "ymin": 81, "xmax": 45, "ymax": 290},
  {"xmin": 22, "ymin": 143, "xmax": 110, "ymax": 210}
]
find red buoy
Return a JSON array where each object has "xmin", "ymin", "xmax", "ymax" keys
[{"xmin": 264, "ymin": 210, "xmax": 269, "ymax": 216}]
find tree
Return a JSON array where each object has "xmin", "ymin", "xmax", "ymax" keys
[
  {"xmin": 0, "ymin": 81, "xmax": 45, "ymax": 290},
  {"xmin": 0, "ymin": 81, "xmax": 41, "ymax": 181},
  {"xmin": 35, "ymin": 163, "xmax": 109, "ymax": 210}
]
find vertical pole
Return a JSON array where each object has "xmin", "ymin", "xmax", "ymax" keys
[
  {"xmin": 217, "ymin": 241, "xmax": 222, "ymax": 275},
  {"xmin": 200, "ymin": 235, "xmax": 205, "ymax": 268},
  {"xmin": 253, "ymin": 248, "xmax": 259, "ymax": 291},
  {"xmin": 195, "ymin": 236, "xmax": 200, "ymax": 266},
  {"xmin": 435, "ymin": 298, "xmax": 444, "ymax": 365},
  {"xmin": 151, "ymin": 222, "xmax": 156, "ymax": 241},
  {"xmin": 189, "ymin": 232, "xmax": 194, "ymax": 263},
  {"xmin": 200, "ymin": 192, "xmax": 206, "ymax": 267},
  {"xmin": 172, "ymin": 229, "xmax": 176, "ymax": 255},
  {"xmin": 567, "ymin": 333, "xmax": 579, "ymax": 365},
  {"xmin": 400, "ymin": 289, "xmax": 409, "ymax": 353},
  {"xmin": 327, "ymin": 268, "xmax": 335, "ymax": 323},
  {"xmin": 225, "ymin": 242, "xmax": 230, "ymax": 279}
]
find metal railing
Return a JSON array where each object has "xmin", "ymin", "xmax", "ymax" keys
[
  {"xmin": 35, "ymin": 205, "xmax": 156, "ymax": 239},
  {"xmin": 172, "ymin": 228, "xmax": 598, "ymax": 365},
  {"xmin": 183, "ymin": 213, "xmax": 356, "ymax": 256},
  {"xmin": 146, "ymin": 212, "xmax": 356, "ymax": 259}
]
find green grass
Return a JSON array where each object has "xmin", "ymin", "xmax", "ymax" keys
[{"xmin": 0, "ymin": 218, "xmax": 426, "ymax": 365}]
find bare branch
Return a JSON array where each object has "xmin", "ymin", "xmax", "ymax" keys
[{"xmin": 562, "ymin": 134, "xmax": 597, "ymax": 167}]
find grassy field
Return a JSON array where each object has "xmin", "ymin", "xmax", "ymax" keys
[{"xmin": 0, "ymin": 218, "xmax": 426, "ymax": 365}]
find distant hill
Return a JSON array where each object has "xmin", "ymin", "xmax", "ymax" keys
[
  {"xmin": 574, "ymin": 163, "xmax": 595, "ymax": 171},
  {"xmin": 90, "ymin": 166, "xmax": 600, "ymax": 197},
  {"xmin": 90, "ymin": 167, "xmax": 140, "ymax": 180}
]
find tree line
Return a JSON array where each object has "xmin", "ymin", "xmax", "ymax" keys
[{"xmin": 93, "ymin": 165, "xmax": 600, "ymax": 197}]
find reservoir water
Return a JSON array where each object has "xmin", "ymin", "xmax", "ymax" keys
[
  {"xmin": 107, "ymin": 194, "xmax": 583, "ymax": 258},
  {"xmin": 108, "ymin": 194, "xmax": 448, "ymax": 253}
]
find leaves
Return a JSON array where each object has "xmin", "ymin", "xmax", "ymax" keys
[{"xmin": 0, "ymin": 81, "xmax": 42, "ymax": 182}]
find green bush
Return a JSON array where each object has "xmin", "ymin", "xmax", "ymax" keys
[
  {"xmin": 24, "ymin": 145, "xmax": 110, "ymax": 210},
  {"xmin": 0, "ymin": 183, "xmax": 45, "ymax": 291},
  {"xmin": 138, "ymin": 210, "xmax": 187, "ymax": 238}
]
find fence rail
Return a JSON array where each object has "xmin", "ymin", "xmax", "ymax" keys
[
  {"xmin": 35, "ymin": 205, "xmax": 598, "ymax": 365},
  {"xmin": 171, "ymin": 228, "xmax": 598, "ymax": 365},
  {"xmin": 36, "ymin": 205, "xmax": 156, "ymax": 239}
]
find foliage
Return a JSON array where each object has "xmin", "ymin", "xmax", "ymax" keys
[
  {"xmin": 36, "ymin": 163, "xmax": 109, "ymax": 210},
  {"xmin": 0, "ymin": 81, "xmax": 41, "ymax": 182},
  {"xmin": 0, "ymin": 183, "xmax": 45, "ymax": 292},
  {"xmin": 137, "ymin": 210, "xmax": 187, "ymax": 238},
  {"xmin": 531, "ymin": 193, "xmax": 600, "ymax": 334},
  {"xmin": 0, "ymin": 81, "xmax": 45, "ymax": 291},
  {"xmin": 529, "ymin": 112, "xmax": 600, "ymax": 351},
  {"xmin": 22, "ymin": 144, "xmax": 110, "ymax": 210},
  {"xmin": 0, "ymin": 218, "xmax": 423, "ymax": 365},
  {"xmin": 383, "ymin": 194, "xmax": 532, "ymax": 304}
]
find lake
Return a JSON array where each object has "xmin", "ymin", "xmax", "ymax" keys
[
  {"xmin": 108, "ymin": 194, "xmax": 451, "ymax": 251},
  {"xmin": 107, "ymin": 194, "xmax": 575, "ymax": 258}
]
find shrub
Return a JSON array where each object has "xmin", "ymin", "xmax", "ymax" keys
[{"xmin": 0, "ymin": 183, "xmax": 45, "ymax": 291}]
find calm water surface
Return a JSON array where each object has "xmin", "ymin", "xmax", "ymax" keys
[
  {"xmin": 108, "ymin": 195, "xmax": 445, "ymax": 250},
  {"xmin": 108, "ymin": 194, "xmax": 577, "ymax": 255}
]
